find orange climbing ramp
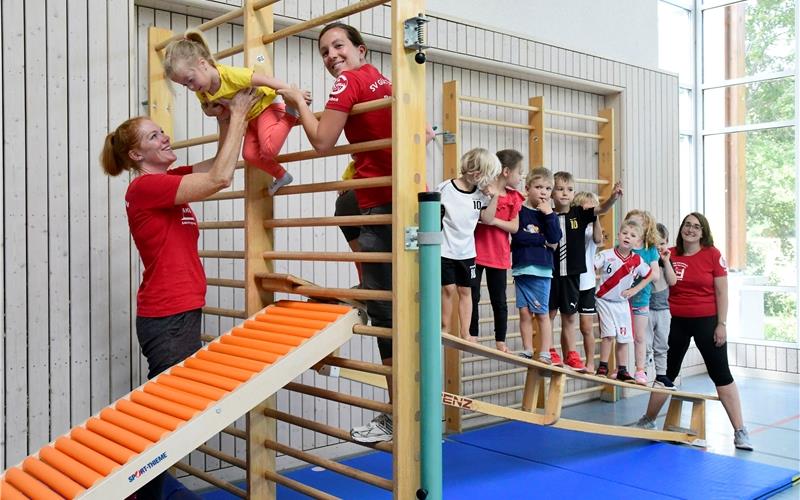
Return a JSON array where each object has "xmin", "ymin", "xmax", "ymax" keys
[{"xmin": 0, "ymin": 300, "xmax": 360, "ymax": 499}]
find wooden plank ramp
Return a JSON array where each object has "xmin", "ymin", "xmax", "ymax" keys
[
  {"xmin": 442, "ymin": 333, "xmax": 714, "ymax": 447},
  {"xmin": 0, "ymin": 301, "xmax": 359, "ymax": 499}
]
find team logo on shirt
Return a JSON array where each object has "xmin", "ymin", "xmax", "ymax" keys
[
  {"xmin": 673, "ymin": 261, "xmax": 687, "ymax": 281},
  {"xmin": 719, "ymin": 255, "xmax": 728, "ymax": 270},
  {"xmin": 181, "ymin": 207, "xmax": 197, "ymax": 226},
  {"xmin": 330, "ymin": 75, "xmax": 349, "ymax": 95}
]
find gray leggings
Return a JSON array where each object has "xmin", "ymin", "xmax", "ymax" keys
[{"xmin": 648, "ymin": 308, "xmax": 670, "ymax": 375}]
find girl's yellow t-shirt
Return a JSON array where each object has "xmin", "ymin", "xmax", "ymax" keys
[{"xmin": 196, "ymin": 64, "xmax": 276, "ymax": 121}]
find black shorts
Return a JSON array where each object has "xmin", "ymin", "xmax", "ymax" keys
[
  {"xmin": 578, "ymin": 287, "xmax": 596, "ymax": 315},
  {"xmin": 549, "ymin": 274, "xmax": 580, "ymax": 314},
  {"xmin": 442, "ymin": 257, "xmax": 476, "ymax": 287},
  {"xmin": 136, "ymin": 309, "xmax": 202, "ymax": 380},
  {"xmin": 334, "ymin": 190, "xmax": 361, "ymax": 242}
]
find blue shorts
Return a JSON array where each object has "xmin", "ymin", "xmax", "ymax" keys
[{"xmin": 515, "ymin": 275, "xmax": 551, "ymax": 315}]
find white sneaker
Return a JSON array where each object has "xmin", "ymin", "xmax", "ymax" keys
[
  {"xmin": 734, "ymin": 427, "xmax": 754, "ymax": 451},
  {"xmin": 351, "ymin": 413, "xmax": 393, "ymax": 443},
  {"xmin": 268, "ymin": 171, "xmax": 293, "ymax": 196},
  {"xmin": 634, "ymin": 415, "xmax": 656, "ymax": 430}
]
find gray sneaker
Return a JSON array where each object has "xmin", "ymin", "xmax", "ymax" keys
[
  {"xmin": 351, "ymin": 413, "xmax": 393, "ymax": 443},
  {"xmin": 734, "ymin": 427, "xmax": 754, "ymax": 451},
  {"xmin": 634, "ymin": 415, "xmax": 656, "ymax": 430}
]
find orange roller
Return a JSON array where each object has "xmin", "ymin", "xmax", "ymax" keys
[
  {"xmin": 275, "ymin": 300, "xmax": 350, "ymax": 314},
  {"xmin": 183, "ymin": 358, "xmax": 256, "ymax": 382},
  {"xmin": 144, "ymin": 382, "xmax": 214, "ymax": 410},
  {"xmin": 221, "ymin": 335, "xmax": 292, "ymax": 355},
  {"xmin": 116, "ymin": 399, "xmax": 184, "ymax": 431},
  {"xmin": 267, "ymin": 306, "xmax": 340, "ymax": 322},
  {"xmin": 38, "ymin": 446, "xmax": 103, "ymax": 488},
  {"xmin": 156, "ymin": 374, "xmax": 228, "ymax": 401},
  {"xmin": 0, "ymin": 480, "xmax": 28, "ymax": 500},
  {"xmin": 208, "ymin": 342, "xmax": 279, "ymax": 364},
  {"xmin": 86, "ymin": 418, "xmax": 153, "ymax": 454},
  {"xmin": 130, "ymin": 390, "xmax": 199, "ymax": 421},
  {"xmin": 195, "ymin": 349, "xmax": 267, "ymax": 373},
  {"xmin": 100, "ymin": 408, "xmax": 170, "ymax": 442},
  {"xmin": 4, "ymin": 467, "xmax": 62, "ymax": 500},
  {"xmin": 71, "ymin": 427, "xmax": 138, "ymax": 464},
  {"xmin": 54, "ymin": 436, "xmax": 121, "ymax": 475},
  {"xmin": 169, "ymin": 366, "xmax": 242, "ymax": 391},
  {"xmin": 254, "ymin": 313, "xmax": 328, "ymax": 330},
  {"xmin": 22, "ymin": 456, "xmax": 85, "ymax": 499},
  {"xmin": 242, "ymin": 319, "xmax": 316, "ymax": 338},
  {"xmin": 231, "ymin": 327, "xmax": 304, "ymax": 347}
]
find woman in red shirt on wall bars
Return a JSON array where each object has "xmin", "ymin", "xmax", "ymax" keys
[{"xmin": 635, "ymin": 212, "xmax": 753, "ymax": 451}]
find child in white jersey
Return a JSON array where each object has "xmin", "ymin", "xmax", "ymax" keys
[
  {"xmin": 438, "ymin": 148, "xmax": 500, "ymax": 341},
  {"xmin": 573, "ymin": 192, "xmax": 603, "ymax": 372},
  {"xmin": 594, "ymin": 220, "xmax": 654, "ymax": 382}
]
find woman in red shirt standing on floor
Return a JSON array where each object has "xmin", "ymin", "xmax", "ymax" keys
[
  {"xmin": 280, "ymin": 23, "xmax": 433, "ymax": 444},
  {"xmin": 635, "ymin": 212, "xmax": 753, "ymax": 451},
  {"xmin": 100, "ymin": 89, "xmax": 258, "ymax": 499}
]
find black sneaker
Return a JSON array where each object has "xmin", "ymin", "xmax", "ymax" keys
[
  {"xmin": 595, "ymin": 365, "xmax": 609, "ymax": 377},
  {"xmin": 616, "ymin": 369, "xmax": 635, "ymax": 383},
  {"xmin": 653, "ymin": 374, "xmax": 677, "ymax": 391}
]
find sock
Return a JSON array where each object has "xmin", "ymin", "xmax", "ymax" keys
[
  {"xmin": 617, "ymin": 365, "xmax": 628, "ymax": 373},
  {"xmin": 599, "ymin": 361, "xmax": 608, "ymax": 369}
]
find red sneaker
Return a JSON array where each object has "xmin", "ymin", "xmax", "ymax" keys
[
  {"xmin": 548, "ymin": 348, "xmax": 564, "ymax": 367},
  {"xmin": 564, "ymin": 351, "xmax": 587, "ymax": 372}
]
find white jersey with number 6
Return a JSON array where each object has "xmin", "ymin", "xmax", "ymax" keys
[{"xmin": 594, "ymin": 248, "xmax": 652, "ymax": 302}]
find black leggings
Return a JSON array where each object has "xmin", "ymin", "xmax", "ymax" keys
[
  {"xmin": 666, "ymin": 315, "xmax": 734, "ymax": 386},
  {"xmin": 469, "ymin": 265, "xmax": 508, "ymax": 342}
]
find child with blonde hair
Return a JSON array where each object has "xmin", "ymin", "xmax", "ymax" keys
[
  {"xmin": 594, "ymin": 220, "xmax": 654, "ymax": 381},
  {"xmin": 649, "ymin": 222, "xmax": 677, "ymax": 390},
  {"xmin": 470, "ymin": 149, "xmax": 526, "ymax": 352},
  {"xmin": 572, "ymin": 191, "xmax": 603, "ymax": 371},
  {"xmin": 438, "ymin": 148, "xmax": 500, "ymax": 341},
  {"xmin": 623, "ymin": 209, "xmax": 661, "ymax": 385},
  {"xmin": 164, "ymin": 30, "xmax": 312, "ymax": 195},
  {"xmin": 513, "ymin": 167, "xmax": 562, "ymax": 363}
]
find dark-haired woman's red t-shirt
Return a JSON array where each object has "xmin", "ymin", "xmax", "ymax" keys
[{"xmin": 668, "ymin": 245, "xmax": 727, "ymax": 318}]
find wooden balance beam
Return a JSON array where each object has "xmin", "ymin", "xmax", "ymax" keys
[{"xmin": 442, "ymin": 333, "xmax": 716, "ymax": 447}]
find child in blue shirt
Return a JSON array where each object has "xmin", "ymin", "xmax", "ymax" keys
[{"xmin": 512, "ymin": 167, "xmax": 562, "ymax": 364}]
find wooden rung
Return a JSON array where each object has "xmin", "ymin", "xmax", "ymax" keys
[
  {"xmin": 199, "ymin": 250, "xmax": 245, "ymax": 259},
  {"xmin": 323, "ymin": 356, "xmax": 392, "ymax": 376},
  {"xmin": 264, "ymin": 408, "xmax": 392, "ymax": 452},
  {"xmin": 463, "ymin": 367, "xmax": 526, "ymax": 382},
  {"xmin": 275, "ymin": 138, "xmax": 392, "ymax": 164},
  {"xmin": 221, "ymin": 425, "xmax": 246, "ymax": 440},
  {"xmin": 263, "ymin": 251, "xmax": 392, "ymax": 263},
  {"xmin": 205, "ymin": 190, "xmax": 245, "ymax": 201},
  {"xmin": 275, "ymin": 176, "xmax": 392, "ymax": 196},
  {"xmin": 464, "ymin": 385, "xmax": 524, "ymax": 399},
  {"xmin": 263, "ymin": 214, "xmax": 392, "ymax": 229},
  {"xmin": 202, "ymin": 306, "xmax": 248, "ymax": 319},
  {"xmin": 478, "ymin": 314, "xmax": 519, "ymax": 324},
  {"xmin": 173, "ymin": 461, "xmax": 246, "ymax": 498},
  {"xmin": 170, "ymin": 133, "xmax": 218, "ymax": 150},
  {"xmin": 197, "ymin": 444, "xmax": 246, "ymax": 469},
  {"xmin": 353, "ymin": 324, "xmax": 392, "ymax": 339},
  {"xmin": 458, "ymin": 94, "xmax": 539, "ymax": 112},
  {"xmin": 284, "ymin": 382, "xmax": 392, "ymax": 414},
  {"xmin": 275, "ymin": 283, "xmax": 392, "ymax": 302},
  {"xmin": 263, "ymin": 439, "xmax": 393, "ymax": 491},
  {"xmin": 574, "ymin": 177, "xmax": 610, "ymax": 185},
  {"xmin": 461, "ymin": 116, "xmax": 534, "ymax": 130},
  {"xmin": 206, "ymin": 278, "xmax": 246, "ymax": 288},
  {"xmin": 199, "ymin": 220, "xmax": 245, "ymax": 230},
  {"xmin": 264, "ymin": 470, "xmax": 338, "ymax": 500},
  {"xmin": 544, "ymin": 127, "xmax": 603, "ymax": 139},
  {"xmin": 545, "ymin": 109, "xmax": 609, "ymax": 123}
]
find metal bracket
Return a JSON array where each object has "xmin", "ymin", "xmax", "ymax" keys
[
  {"xmin": 403, "ymin": 14, "xmax": 430, "ymax": 51},
  {"xmin": 405, "ymin": 226, "xmax": 419, "ymax": 250},
  {"xmin": 442, "ymin": 132, "xmax": 456, "ymax": 144}
]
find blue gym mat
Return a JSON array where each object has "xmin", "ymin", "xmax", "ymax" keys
[{"xmin": 202, "ymin": 422, "xmax": 798, "ymax": 499}]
